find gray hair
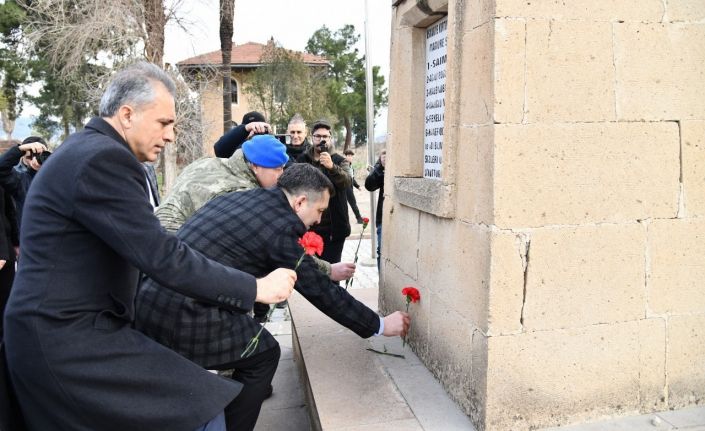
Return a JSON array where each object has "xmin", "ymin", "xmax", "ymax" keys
[
  {"xmin": 99, "ymin": 61, "xmax": 176, "ymax": 117},
  {"xmin": 288, "ymin": 113, "xmax": 306, "ymax": 127}
]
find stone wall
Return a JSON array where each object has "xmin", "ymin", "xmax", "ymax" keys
[{"xmin": 381, "ymin": 1, "xmax": 705, "ymax": 430}]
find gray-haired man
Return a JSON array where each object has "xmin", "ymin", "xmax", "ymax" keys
[{"xmin": 3, "ymin": 61, "xmax": 295, "ymax": 431}]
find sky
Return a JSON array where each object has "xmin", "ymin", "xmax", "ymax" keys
[{"xmin": 163, "ymin": 0, "xmax": 393, "ymax": 136}]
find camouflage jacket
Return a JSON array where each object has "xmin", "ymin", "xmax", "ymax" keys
[
  {"xmin": 156, "ymin": 149, "xmax": 332, "ymax": 275},
  {"xmin": 156, "ymin": 149, "xmax": 258, "ymax": 233}
]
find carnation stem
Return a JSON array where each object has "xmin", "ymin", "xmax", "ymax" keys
[
  {"xmin": 294, "ymin": 253, "xmax": 305, "ymax": 270},
  {"xmin": 241, "ymin": 305, "xmax": 275, "ymax": 358},
  {"xmin": 402, "ymin": 300, "xmax": 410, "ymax": 348},
  {"xmin": 345, "ymin": 227, "xmax": 367, "ymax": 290}
]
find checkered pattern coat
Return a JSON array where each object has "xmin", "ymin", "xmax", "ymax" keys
[{"xmin": 135, "ymin": 187, "xmax": 381, "ymax": 368}]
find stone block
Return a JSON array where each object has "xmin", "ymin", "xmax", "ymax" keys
[
  {"xmin": 682, "ymin": 121, "xmax": 705, "ymax": 217},
  {"xmin": 379, "ymin": 261, "xmax": 430, "ymax": 358},
  {"xmin": 494, "ymin": 122, "xmax": 680, "ymax": 227},
  {"xmin": 463, "ymin": 0, "xmax": 495, "ymax": 30},
  {"xmin": 417, "ymin": 216, "xmax": 490, "ymax": 330},
  {"xmin": 649, "ymin": 219, "xmax": 705, "ymax": 314},
  {"xmin": 456, "ymin": 125, "xmax": 494, "ymax": 225},
  {"xmin": 460, "ymin": 21, "xmax": 494, "ymax": 126},
  {"xmin": 667, "ymin": 0, "xmax": 705, "ymax": 22},
  {"xmin": 521, "ymin": 224, "xmax": 646, "ymax": 331},
  {"xmin": 525, "ymin": 20, "xmax": 616, "ymax": 122},
  {"xmin": 426, "ymin": 293, "xmax": 488, "ymax": 428},
  {"xmin": 485, "ymin": 319, "xmax": 666, "ymax": 430},
  {"xmin": 487, "ymin": 231, "xmax": 525, "ymax": 335},
  {"xmin": 614, "ymin": 23, "xmax": 705, "ymax": 121},
  {"xmin": 494, "ymin": 18, "xmax": 525, "ymax": 124},
  {"xmin": 495, "ymin": 0, "xmax": 664, "ymax": 21},
  {"xmin": 667, "ymin": 315, "xmax": 705, "ymax": 408},
  {"xmin": 388, "ymin": 25, "xmax": 426, "ymax": 177},
  {"xmin": 383, "ymin": 202, "xmax": 420, "ymax": 280},
  {"xmin": 638, "ymin": 319, "xmax": 668, "ymax": 411}
]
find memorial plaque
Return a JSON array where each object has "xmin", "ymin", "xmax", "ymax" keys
[{"xmin": 424, "ymin": 15, "xmax": 447, "ymax": 180}]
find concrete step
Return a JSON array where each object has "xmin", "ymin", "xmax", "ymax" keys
[{"xmin": 288, "ymin": 287, "xmax": 476, "ymax": 431}]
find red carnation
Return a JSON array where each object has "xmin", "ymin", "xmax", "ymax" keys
[
  {"xmin": 402, "ymin": 286, "xmax": 420, "ymax": 303},
  {"xmin": 243, "ymin": 231, "xmax": 325, "ymax": 358},
  {"xmin": 298, "ymin": 231, "xmax": 324, "ymax": 256},
  {"xmin": 362, "ymin": 217, "xmax": 370, "ymax": 229},
  {"xmin": 401, "ymin": 286, "xmax": 420, "ymax": 348}
]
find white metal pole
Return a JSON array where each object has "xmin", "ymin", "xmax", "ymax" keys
[{"xmin": 364, "ymin": 0, "xmax": 378, "ymax": 263}]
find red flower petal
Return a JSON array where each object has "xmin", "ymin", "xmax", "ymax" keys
[
  {"xmin": 401, "ymin": 286, "xmax": 420, "ymax": 303},
  {"xmin": 298, "ymin": 231, "xmax": 324, "ymax": 256}
]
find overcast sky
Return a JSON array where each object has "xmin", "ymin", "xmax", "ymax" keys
[{"xmin": 164, "ymin": 0, "xmax": 392, "ymax": 136}]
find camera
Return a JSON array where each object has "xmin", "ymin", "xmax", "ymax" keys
[
  {"xmin": 275, "ymin": 134, "xmax": 291, "ymax": 145},
  {"xmin": 316, "ymin": 140, "xmax": 329, "ymax": 153},
  {"xmin": 31, "ymin": 150, "xmax": 52, "ymax": 165}
]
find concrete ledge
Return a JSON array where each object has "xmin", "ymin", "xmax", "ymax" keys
[{"xmin": 289, "ymin": 287, "xmax": 476, "ymax": 431}]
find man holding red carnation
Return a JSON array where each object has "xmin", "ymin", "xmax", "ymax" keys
[{"xmin": 136, "ymin": 164, "xmax": 410, "ymax": 431}]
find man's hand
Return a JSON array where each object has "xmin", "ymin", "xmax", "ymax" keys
[
  {"xmin": 0, "ymin": 260, "xmax": 6, "ymax": 270},
  {"xmin": 319, "ymin": 152, "xmax": 334, "ymax": 170},
  {"xmin": 330, "ymin": 262, "xmax": 356, "ymax": 281},
  {"xmin": 246, "ymin": 122, "xmax": 271, "ymax": 138},
  {"xmin": 19, "ymin": 141, "xmax": 47, "ymax": 155},
  {"xmin": 255, "ymin": 268, "xmax": 297, "ymax": 304},
  {"xmin": 382, "ymin": 311, "xmax": 410, "ymax": 337}
]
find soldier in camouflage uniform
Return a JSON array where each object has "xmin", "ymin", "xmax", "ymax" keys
[{"xmin": 155, "ymin": 149, "xmax": 261, "ymax": 233}]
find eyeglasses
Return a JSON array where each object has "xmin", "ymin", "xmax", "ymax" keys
[{"xmin": 312, "ymin": 134, "xmax": 331, "ymax": 140}]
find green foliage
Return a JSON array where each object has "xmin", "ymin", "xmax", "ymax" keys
[
  {"xmin": 0, "ymin": 0, "xmax": 29, "ymax": 124},
  {"xmin": 243, "ymin": 40, "xmax": 332, "ymax": 131},
  {"xmin": 305, "ymin": 24, "xmax": 388, "ymax": 150}
]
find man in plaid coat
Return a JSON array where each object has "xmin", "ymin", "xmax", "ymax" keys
[{"xmin": 135, "ymin": 163, "xmax": 410, "ymax": 431}]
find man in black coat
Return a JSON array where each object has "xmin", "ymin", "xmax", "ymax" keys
[
  {"xmin": 297, "ymin": 120, "xmax": 352, "ymax": 264},
  {"xmin": 3, "ymin": 62, "xmax": 296, "ymax": 431},
  {"xmin": 365, "ymin": 149, "xmax": 386, "ymax": 269},
  {"xmin": 136, "ymin": 163, "xmax": 410, "ymax": 431}
]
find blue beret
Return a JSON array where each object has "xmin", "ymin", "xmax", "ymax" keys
[{"xmin": 242, "ymin": 135, "xmax": 289, "ymax": 168}]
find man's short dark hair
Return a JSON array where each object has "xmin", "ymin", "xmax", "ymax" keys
[
  {"xmin": 278, "ymin": 163, "xmax": 334, "ymax": 200},
  {"xmin": 22, "ymin": 136, "xmax": 47, "ymax": 146},
  {"xmin": 343, "ymin": 149, "xmax": 354, "ymax": 156}
]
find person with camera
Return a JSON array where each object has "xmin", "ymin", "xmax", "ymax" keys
[
  {"xmin": 365, "ymin": 149, "xmax": 386, "ymax": 270},
  {"xmin": 213, "ymin": 111, "xmax": 271, "ymax": 158},
  {"xmin": 0, "ymin": 136, "xmax": 50, "ymax": 231},
  {"xmin": 297, "ymin": 119, "xmax": 352, "ymax": 264}
]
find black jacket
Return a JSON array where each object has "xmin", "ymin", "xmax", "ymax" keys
[
  {"xmin": 136, "ymin": 188, "xmax": 380, "ymax": 367},
  {"xmin": 4, "ymin": 117, "xmax": 257, "ymax": 431},
  {"xmin": 297, "ymin": 146, "xmax": 352, "ymax": 241},
  {"xmin": 365, "ymin": 162, "xmax": 385, "ymax": 225},
  {"xmin": 0, "ymin": 146, "xmax": 37, "ymax": 230},
  {"xmin": 213, "ymin": 123, "xmax": 250, "ymax": 158}
]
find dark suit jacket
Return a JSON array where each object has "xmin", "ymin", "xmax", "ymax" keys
[
  {"xmin": 135, "ymin": 187, "xmax": 380, "ymax": 368},
  {"xmin": 3, "ymin": 117, "xmax": 258, "ymax": 431}
]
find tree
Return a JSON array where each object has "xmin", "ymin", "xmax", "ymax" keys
[
  {"xmin": 243, "ymin": 39, "xmax": 331, "ymax": 131},
  {"xmin": 0, "ymin": 0, "xmax": 29, "ymax": 141},
  {"xmin": 305, "ymin": 25, "xmax": 387, "ymax": 151},
  {"xmin": 219, "ymin": 0, "xmax": 234, "ymax": 133},
  {"xmin": 18, "ymin": 0, "xmax": 193, "ymax": 193}
]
